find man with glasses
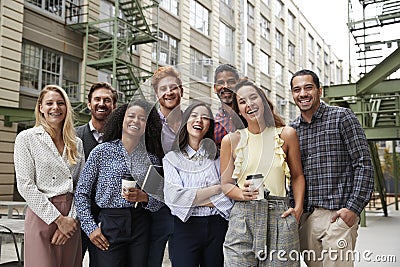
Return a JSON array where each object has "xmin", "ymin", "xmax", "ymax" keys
[{"xmin": 213, "ymin": 64, "xmax": 241, "ymax": 147}]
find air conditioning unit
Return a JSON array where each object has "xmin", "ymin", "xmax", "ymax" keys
[
  {"xmin": 203, "ymin": 58, "xmax": 213, "ymax": 66},
  {"xmin": 279, "ymin": 100, "xmax": 288, "ymax": 106},
  {"xmin": 158, "ymin": 31, "xmax": 165, "ymax": 40}
]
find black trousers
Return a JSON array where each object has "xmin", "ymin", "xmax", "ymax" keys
[
  {"xmin": 81, "ymin": 201, "xmax": 100, "ymax": 267},
  {"xmin": 96, "ymin": 206, "xmax": 150, "ymax": 267},
  {"xmin": 147, "ymin": 205, "xmax": 174, "ymax": 267},
  {"xmin": 170, "ymin": 215, "xmax": 228, "ymax": 267}
]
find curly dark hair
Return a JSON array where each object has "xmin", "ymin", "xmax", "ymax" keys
[
  {"xmin": 232, "ymin": 80, "xmax": 285, "ymax": 128},
  {"xmin": 172, "ymin": 101, "xmax": 217, "ymax": 159},
  {"xmin": 103, "ymin": 100, "xmax": 164, "ymax": 158}
]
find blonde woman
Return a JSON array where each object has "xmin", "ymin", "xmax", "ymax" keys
[{"xmin": 14, "ymin": 85, "xmax": 85, "ymax": 266}]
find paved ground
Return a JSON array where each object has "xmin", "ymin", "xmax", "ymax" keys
[{"xmin": 2, "ymin": 204, "xmax": 399, "ymax": 266}]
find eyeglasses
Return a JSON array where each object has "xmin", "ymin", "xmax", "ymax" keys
[{"xmin": 215, "ymin": 79, "xmax": 237, "ymax": 87}]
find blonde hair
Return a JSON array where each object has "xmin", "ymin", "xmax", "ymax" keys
[{"xmin": 35, "ymin": 85, "xmax": 80, "ymax": 165}]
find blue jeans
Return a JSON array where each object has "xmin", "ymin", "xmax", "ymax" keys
[{"xmin": 147, "ymin": 205, "xmax": 174, "ymax": 267}]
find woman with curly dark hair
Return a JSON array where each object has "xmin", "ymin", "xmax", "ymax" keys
[{"xmin": 75, "ymin": 100, "xmax": 164, "ymax": 267}]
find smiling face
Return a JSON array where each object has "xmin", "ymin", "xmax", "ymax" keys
[
  {"xmin": 87, "ymin": 87, "xmax": 116, "ymax": 122},
  {"xmin": 236, "ymin": 85, "xmax": 265, "ymax": 125},
  {"xmin": 186, "ymin": 105, "xmax": 211, "ymax": 142},
  {"xmin": 291, "ymin": 74, "xmax": 322, "ymax": 116},
  {"xmin": 39, "ymin": 90, "xmax": 67, "ymax": 128},
  {"xmin": 156, "ymin": 76, "xmax": 183, "ymax": 111},
  {"xmin": 122, "ymin": 105, "xmax": 147, "ymax": 139},
  {"xmin": 214, "ymin": 71, "xmax": 238, "ymax": 105}
]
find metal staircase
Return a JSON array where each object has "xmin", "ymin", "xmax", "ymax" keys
[
  {"xmin": 65, "ymin": 0, "xmax": 159, "ymax": 103},
  {"xmin": 348, "ymin": 0, "xmax": 400, "ymax": 76},
  {"xmin": 324, "ymin": 1, "xmax": 400, "ymax": 221}
]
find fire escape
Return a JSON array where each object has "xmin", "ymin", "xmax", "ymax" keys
[
  {"xmin": 324, "ymin": 0, "xmax": 400, "ymax": 222},
  {"xmin": 65, "ymin": 0, "xmax": 159, "ymax": 103}
]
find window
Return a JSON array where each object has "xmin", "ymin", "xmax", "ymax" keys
[
  {"xmin": 324, "ymin": 51, "xmax": 329, "ymax": 65},
  {"xmin": 260, "ymin": 16, "xmax": 270, "ymax": 40},
  {"xmin": 308, "ymin": 60, "xmax": 314, "ymax": 71},
  {"xmin": 336, "ymin": 66, "xmax": 342, "ymax": 84},
  {"xmin": 26, "ymin": 0, "xmax": 63, "ymax": 17},
  {"xmin": 275, "ymin": 0, "xmax": 283, "ymax": 18},
  {"xmin": 222, "ymin": 0, "xmax": 233, "ymax": 5},
  {"xmin": 20, "ymin": 42, "xmax": 80, "ymax": 100},
  {"xmin": 289, "ymin": 102, "xmax": 297, "ymax": 121},
  {"xmin": 26, "ymin": 0, "xmax": 80, "ymax": 22},
  {"xmin": 317, "ymin": 44, "xmax": 322, "ymax": 61},
  {"xmin": 299, "ymin": 25, "xmax": 305, "ymax": 56},
  {"xmin": 247, "ymin": 3, "xmax": 254, "ymax": 27},
  {"xmin": 288, "ymin": 11, "xmax": 295, "ymax": 31},
  {"xmin": 152, "ymin": 30, "xmax": 179, "ymax": 66},
  {"xmin": 287, "ymin": 70, "xmax": 293, "ymax": 86},
  {"xmin": 246, "ymin": 40, "xmax": 254, "ymax": 65},
  {"xmin": 299, "ymin": 38, "xmax": 304, "ymax": 56},
  {"xmin": 276, "ymin": 95, "xmax": 285, "ymax": 117},
  {"xmin": 261, "ymin": 85, "xmax": 271, "ymax": 98},
  {"xmin": 275, "ymin": 61, "xmax": 283, "ymax": 84},
  {"xmin": 276, "ymin": 30, "xmax": 283, "ymax": 51},
  {"xmin": 190, "ymin": 0, "xmax": 209, "ymax": 35},
  {"xmin": 98, "ymin": 70, "xmax": 125, "ymax": 101},
  {"xmin": 160, "ymin": 0, "xmax": 179, "ymax": 16},
  {"xmin": 220, "ymin": 22, "xmax": 234, "ymax": 62},
  {"xmin": 308, "ymin": 34, "xmax": 314, "ymax": 52},
  {"xmin": 288, "ymin": 42, "xmax": 295, "ymax": 61},
  {"xmin": 190, "ymin": 48, "xmax": 212, "ymax": 82},
  {"xmin": 260, "ymin": 51, "xmax": 270, "ymax": 75},
  {"xmin": 99, "ymin": 0, "xmax": 128, "ymax": 35}
]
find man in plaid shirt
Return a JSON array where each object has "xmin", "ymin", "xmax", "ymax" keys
[
  {"xmin": 213, "ymin": 64, "xmax": 241, "ymax": 147},
  {"xmin": 290, "ymin": 69, "xmax": 374, "ymax": 267}
]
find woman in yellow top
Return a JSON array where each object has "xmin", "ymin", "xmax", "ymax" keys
[{"xmin": 220, "ymin": 80, "xmax": 305, "ymax": 267}]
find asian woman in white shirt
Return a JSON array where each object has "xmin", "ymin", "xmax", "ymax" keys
[{"xmin": 163, "ymin": 102, "xmax": 233, "ymax": 267}]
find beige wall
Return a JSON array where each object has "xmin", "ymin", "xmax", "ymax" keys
[{"xmin": 0, "ymin": 0, "xmax": 24, "ymax": 200}]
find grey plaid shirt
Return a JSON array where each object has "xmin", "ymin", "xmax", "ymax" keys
[{"xmin": 290, "ymin": 102, "xmax": 374, "ymax": 215}]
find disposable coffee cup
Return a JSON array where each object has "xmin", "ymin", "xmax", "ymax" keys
[
  {"xmin": 246, "ymin": 174, "xmax": 264, "ymax": 200},
  {"xmin": 121, "ymin": 173, "xmax": 137, "ymax": 194}
]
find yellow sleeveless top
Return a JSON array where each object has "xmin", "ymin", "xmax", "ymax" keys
[{"xmin": 232, "ymin": 127, "xmax": 290, "ymax": 197}]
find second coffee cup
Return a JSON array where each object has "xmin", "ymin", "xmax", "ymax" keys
[{"xmin": 246, "ymin": 174, "xmax": 264, "ymax": 200}]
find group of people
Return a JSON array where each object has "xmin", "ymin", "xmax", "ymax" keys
[{"xmin": 14, "ymin": 64, "xmax": 374, "ymax": 267}]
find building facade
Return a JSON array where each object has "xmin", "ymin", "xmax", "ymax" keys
[{"xmin": 0, "ymin": 0, "xmax": 345, "ymax": 199}]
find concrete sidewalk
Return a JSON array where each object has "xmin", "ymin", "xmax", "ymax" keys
[{"xmin": 354, "ymin": 204, "xmax": 399, "ymax": 266}]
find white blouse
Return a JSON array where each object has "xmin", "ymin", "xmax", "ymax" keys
[
  {"xmin": 163, "ymin": 146, "xmax": 233, "ymax": 222},
  {"xmin": 14, "ymin": 126, "xmax": 85, "ymax": 225}
]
